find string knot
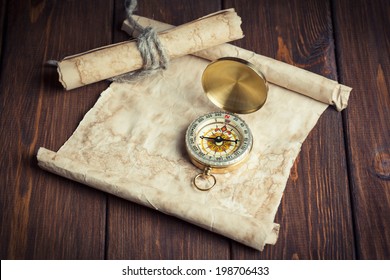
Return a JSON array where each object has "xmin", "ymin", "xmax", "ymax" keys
[
  {"xmin": 137, "ymin": 26, "xmax": 168, "ymax": 70},
  {"xmin": 111, "ymin": 0, "xmax": 169, "ymax": 82}
]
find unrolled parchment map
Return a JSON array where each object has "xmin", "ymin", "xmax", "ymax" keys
[{"xmin": 38, "ymin": 15, "xmax": 351, "ymax": 250}]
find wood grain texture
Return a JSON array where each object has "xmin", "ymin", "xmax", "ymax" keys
[
  {"xmin": 224, "ymin": 0, "xmax": 355, "ymax": 259},
  {"xmin": 0, "ymin": 0, "xmax": 6, "ymax": 59},
  {"xmin": 332, "ymin": 0, "xmax": 390, "ymax": 259},
  {"xmin": 0, "ymin": 0, "xmax": 112, "ymax": 259},
  {"xmin": 0, "ymin": 0, "xmax": 386, "ymax": 260},
  {"xmin": 105, "ymin": 0, "xmax": 231, "ymax": 259}
]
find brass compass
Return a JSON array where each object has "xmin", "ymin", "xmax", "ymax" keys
[{"xmin": 185, "ymin": 57, "xmax": 268, "ymax": 191}]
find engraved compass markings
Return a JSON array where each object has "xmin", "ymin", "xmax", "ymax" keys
[{"xmin": 185, "ymin": 111, "xmax": 253, "ymax": 168}]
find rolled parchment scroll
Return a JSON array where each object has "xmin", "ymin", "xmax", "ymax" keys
[{"xmin": 57, "ymin": 9, "xmax": 243, "ymax": 90}]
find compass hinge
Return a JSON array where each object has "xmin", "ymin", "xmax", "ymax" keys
[{"xmin": 203, "ymin": 166, "xmax": 212, "ymax": 176}]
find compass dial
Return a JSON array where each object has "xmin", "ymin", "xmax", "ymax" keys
[{"xmin": 185, "ymin": 111, "xmax": 253, "ymax": 173}]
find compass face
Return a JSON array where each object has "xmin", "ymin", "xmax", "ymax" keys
[{"xmin": 185, "ymin": 111, "xmax": 253, "ymax": 172}]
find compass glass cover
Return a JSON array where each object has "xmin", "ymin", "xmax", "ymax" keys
[{"xmin": 185, "ymin": 111, "xmax": 252, "ymax": 171}]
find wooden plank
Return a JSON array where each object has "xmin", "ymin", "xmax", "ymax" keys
[
  {"xmin": 224, "ymin": 0, "xmax": 355, "ymax": 259},
  {"xmin": 332, "ymin": 0, "xmax": 390, "ymax": 259},
  {"xmin": 105, "ymin": 0, "xmax": 232, "ymax": 259},
  {"xmin": 0, "ymin": 0, "xmax": 112, "ymax": 259},
  {"xmin": 0, "ymin": 0, "xmax": 6, "ymax": 58}
]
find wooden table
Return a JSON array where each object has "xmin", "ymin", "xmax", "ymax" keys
[{"xmin": 1, "ymin": 0, "xmax": 389, "ymax": 260}]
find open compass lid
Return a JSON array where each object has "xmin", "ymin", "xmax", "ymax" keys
[{"xmin": 201, "ymin": 57, "xmax": 268, "ymax": 114}]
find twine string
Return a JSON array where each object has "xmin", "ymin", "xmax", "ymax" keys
[{"xmin": 111, "ymin": 0, "xmax": 169, "ymax": 82}]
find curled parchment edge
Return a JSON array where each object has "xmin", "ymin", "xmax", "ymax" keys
[
  {"xmin": 37, "ymin": 147, "xmax": 279, "ymax": 251},
  {"xmin": 124, "ymin": 16, "xmax": 352, "ymax": 111}
]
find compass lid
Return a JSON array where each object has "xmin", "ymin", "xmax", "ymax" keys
[{"xmin": 201, "ymin": 57, "xmax": 268, "ymax": 114}]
